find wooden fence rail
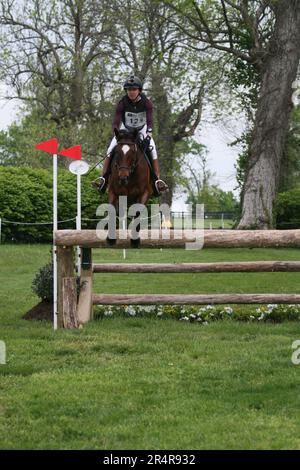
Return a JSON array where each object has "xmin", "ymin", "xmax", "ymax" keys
[{"xmin": 54, "ymin": 229, "xmax": 300, "ymax": 328}]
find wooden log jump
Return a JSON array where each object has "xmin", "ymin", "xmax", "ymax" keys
[
  {"xmin": 54, "ymin": 229, "xmax": 300, "ymax": 248},
  {"xmin": 54, "ymin": 229, "xmax": 300, "ymax": 328},
  {"xmin": 93, "ymin": 261, "xmax": 300, "ymax": 273},
  {"xmin": 92, "ymin": 294, "xmax": 300, "ymax": 305}
]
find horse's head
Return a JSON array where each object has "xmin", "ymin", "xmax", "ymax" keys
[{"xmin": 114, "ymin": 128, "xmax": 138, "ymax": 186}]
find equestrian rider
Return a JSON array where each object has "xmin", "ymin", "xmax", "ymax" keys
[{"xmin": 94, "ymin": 75, "xmax": 168, "ymax": 195}]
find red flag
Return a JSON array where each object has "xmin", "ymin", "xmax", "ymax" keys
[
  {"xmin": 35, "ymin": 138, "xmax": 58, "ymax": 154},
  {"xmin": 58, "ymin": 145, "xmax": 82, "ymax": 160}
]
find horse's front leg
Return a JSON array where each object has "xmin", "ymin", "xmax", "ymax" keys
[
  {"xmin": 106, "ymin": 191, "xmax": 118, "ymax": 246},
  {"xmin": 139, "ymin": 190, "xmax": 151, "ymax": 206},
  {"xmin": 130, "ymin": 191, "xmax": 151, "ymax": 248}
]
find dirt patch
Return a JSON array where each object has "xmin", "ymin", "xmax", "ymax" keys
[{"xmin": 23, "ymin": 301, "xmax": 53, "ymax": 322}]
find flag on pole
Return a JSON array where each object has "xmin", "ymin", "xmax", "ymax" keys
[
  {"xmin": 34, "ymin": 138, "xmax": 81, "ymax": 332},
  {"xmin": 58, "ymin": 145, "xmax": 82, "ymax": 160},
  {"xmin": 34, "ymin": 138, "xmax": 59, "ymax": 154}
]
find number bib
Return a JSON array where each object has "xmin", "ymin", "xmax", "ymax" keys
[{"xmin": 124, "ymin": 111, "xmax": 147, "ymax": 129}]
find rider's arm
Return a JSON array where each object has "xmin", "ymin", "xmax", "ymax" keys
[{"xmin": 145, "ymin": 99, "xmax": 153, "ymax": 134}]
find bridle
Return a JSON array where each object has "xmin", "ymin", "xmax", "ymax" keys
[{"xmin": 114, "ymin": 140, "xmax": 139, "ymax": 175}]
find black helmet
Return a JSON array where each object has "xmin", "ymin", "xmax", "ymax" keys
[{"xmin": 124, "ymin": 75, "xmax": 143, "ymax": 90}]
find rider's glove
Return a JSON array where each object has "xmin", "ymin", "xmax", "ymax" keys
[{"xmin": 146, "ymin": 128, "xmax": 152, "ymax": 139}]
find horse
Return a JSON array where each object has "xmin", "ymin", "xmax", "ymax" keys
[{"xmin": 106, "ymin": 128, "xmax": 154, "ymax": 247}]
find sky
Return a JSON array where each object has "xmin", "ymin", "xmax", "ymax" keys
[{"xmin": 0, "ymin": 84, "xmax": 243, "ymax": 212}]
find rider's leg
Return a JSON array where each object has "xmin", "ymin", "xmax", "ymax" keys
[
  {"xmin": 138, "ymin": 126, "xmax": 168, "ymax": 194},
  {"xmin": 148, "ymin": 142, "xmax": 168, "ymax": 194}
]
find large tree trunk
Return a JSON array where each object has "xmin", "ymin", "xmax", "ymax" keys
[{"xmin": 238, "ymin": 0, "xmax": 300, "ymax": 229}]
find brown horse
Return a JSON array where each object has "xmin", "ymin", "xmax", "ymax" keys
[{"xmin": 107, "ymin": 128, "xmax": 154, "ymax": 246}]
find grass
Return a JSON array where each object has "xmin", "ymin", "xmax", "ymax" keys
[{"xmin": 1, "ymin": 244, "xmax": 300, "ymax": 449}]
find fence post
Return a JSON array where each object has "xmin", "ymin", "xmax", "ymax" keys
[{"xmin": 57, "ymin": 245, "xmax": 76, "ymax": 328}]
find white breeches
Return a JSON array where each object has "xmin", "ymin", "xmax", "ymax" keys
[{"xmin": 106, "ymin": 124, "xmax": 158, "ymax": 160}]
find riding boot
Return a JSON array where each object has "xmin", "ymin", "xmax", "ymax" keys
[
  {"xmin": 92, "ymin": 156, "xmax": 111, "ymax": 193},
  {"xmin": 152, "ymin": 159, "xmax": 169, "ymax": 195}
]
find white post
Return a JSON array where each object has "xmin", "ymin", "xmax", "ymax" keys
[
  {"xmin": 123, "ymin": 218, "xmax": 126, "ymax": 259},
  {"xmin": 160, "ymin": 211, "xmax": 163, "ymax": 252},
  {"xmin": 76, "ymin": 172, "xmax": 81, "ymax": 276},
  {"xmin": 53, "ymin": 154, "xmax": 58, "ymax": 330},
  {"xmin": 68, "ymin": 160, "xmax": 89, "ymax": 279},
  {"xmin": 221, "ymin": 213, "xmax": 224, "ymax": 229}
]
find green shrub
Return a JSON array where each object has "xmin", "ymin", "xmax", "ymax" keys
[
  {"xmin": 275, "ymin": 188, "xmax": 300, "ymax": 229},
  {"xmin": 0, "ymin": 166, "xmax": 106, "ymax": 242},
  {"xmin": 32, "ymin": 261, "xmax": 53, "ymax": 302}
]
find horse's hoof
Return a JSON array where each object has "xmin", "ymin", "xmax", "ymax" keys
[
  {"xmin": 130, "ymin": 237, "xmax": 140, "ymax": 248},
  {"xmin": 106, "ymin": 236, "xmax": 116, "ymax": 246}
]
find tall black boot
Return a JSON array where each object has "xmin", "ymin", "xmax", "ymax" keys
[
  {"xmin": 92, "ymin": 156, "xmax": 111, "ymax": 193},
  {"xmin": 152, "ymin": 159, "xmax": 168, "ymax": 195}
]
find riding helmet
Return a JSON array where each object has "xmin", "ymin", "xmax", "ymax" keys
[{"xmin": 123, "ymin": 75, "xmax": 143, "ymax": 91}]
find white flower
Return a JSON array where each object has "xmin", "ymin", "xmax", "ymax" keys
[
  {"xmin": 224, "ymin": 307, "xmax": 233, "ymax": 314},
  {"xmin": 104, "ymin": 309, "xmax": 113, "ymax": 317},
  {"xmin": 125, "ymin": 306, "xmax": 137, "ymax": 316},
  {"xmin": 179, "ymin": 316, "xmax": 189, "ymax": 321},
  {"xmin": 141, "ymin": 305, "xmax": 155, "ymax": 313}
]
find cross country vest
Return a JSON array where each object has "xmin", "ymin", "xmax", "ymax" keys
[{"xmin": 121, "ymin": 93, "xmax": 148, "ymax": 131}]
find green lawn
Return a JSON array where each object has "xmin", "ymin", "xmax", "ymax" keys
[{"xmin": 1, "ymin": 244, "xmax": 300, "ymax": 449}]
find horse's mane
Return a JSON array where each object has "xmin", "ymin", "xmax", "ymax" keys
[{"xmin": 116, "ymin": 129, "xmax": 137, "ymax": 142}]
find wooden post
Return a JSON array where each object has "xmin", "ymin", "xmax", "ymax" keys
[
  {"xmin": 77, "ymin": 247, "xmax": 93, "ymax": 324},
  {"xmin": 57, "ymin": 245, "xmax": 75, "ymax": 328},
  {"xmin": 63, "ymin": 277, "xmax": 79, "ymax": 328}
]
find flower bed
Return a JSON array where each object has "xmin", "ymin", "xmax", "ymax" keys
[{"xmin": 94, "ymin": 303, "xmax": 300, "ymax": 324}]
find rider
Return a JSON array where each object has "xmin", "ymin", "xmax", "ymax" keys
[{"xmin": 94, "ymin": 75, "xmax": 168, "ymax": 195}]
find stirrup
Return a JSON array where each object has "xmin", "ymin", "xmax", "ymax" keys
[
  {"xmin": 92, "ymin": 176, "xmax": 106, "ymax": 191},
  {"xmin": 155, "ymin": 179, "xmax": 169, "ymax": 193}
]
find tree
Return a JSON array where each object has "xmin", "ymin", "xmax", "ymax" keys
[
  {"xmin": 0, "ymin": 0, "xmax": 226, "ymax": 207},
  {"xmin": 108, "ymin": 0, "xmax": 210, "ymax": 205},
  {"xmin": 0, "ymin": 0, "xmax": 115, "ymax": 160},
  {"xmin": 279, "ymin": 107, "xmax": 300, "ymax": 192},
  {"xmin": 162, "ymin": 0, "xmax": 300, "ymax": 228}
]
